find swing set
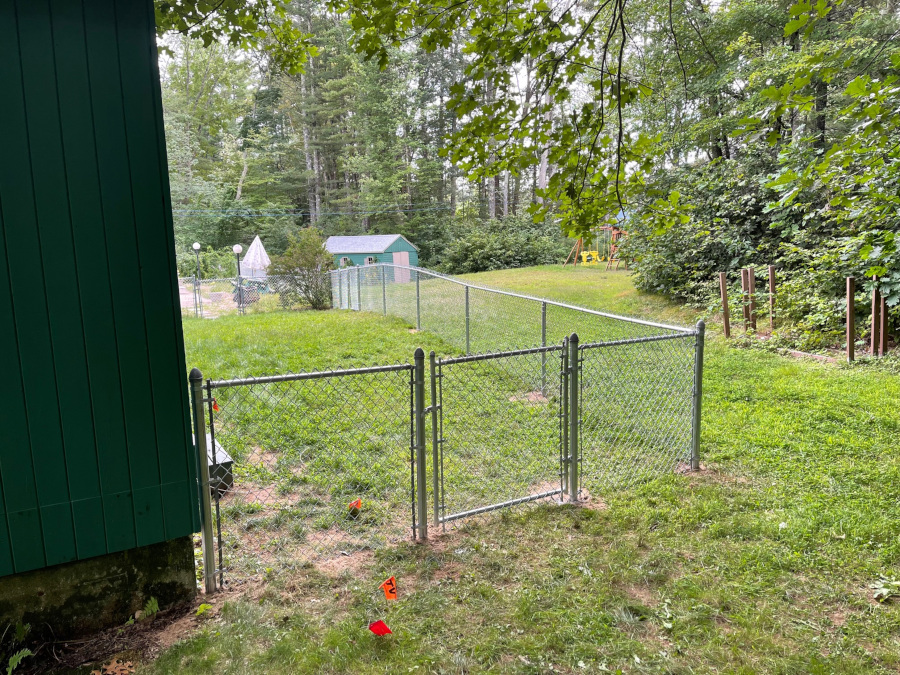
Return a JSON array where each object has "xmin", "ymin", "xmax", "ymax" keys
[{"xmin": 563, "ymin": 226, "xmax": 627, "ymax": 270}]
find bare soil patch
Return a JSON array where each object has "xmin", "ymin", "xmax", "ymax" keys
[{"xmin": 21, "ymin": 602, "xmax": 198, "ymax": 675}]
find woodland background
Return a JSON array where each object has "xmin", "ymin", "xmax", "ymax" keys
[{"xmin": 161, "ymin": 0, "xmax": 900, "ymax": 352}]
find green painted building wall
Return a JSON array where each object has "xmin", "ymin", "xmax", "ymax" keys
[
  {"xmin": 333, "ymin": 238, "xmax": 419, "ymax": 267},
  {"xmin": 0, "ymin": 0, "xmax": 198, "ymax": 577}
]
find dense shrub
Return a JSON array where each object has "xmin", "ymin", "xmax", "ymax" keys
[
  {"xmin": 440, "ymin": 215, "xmax": 569, "ymax": 274},
  {"xmin": 625, "ymin": 154, "xmax": 897, "ymax": 350},
  {"xmin": 269, "ymin": 229, "xmax": 334, "ymax": 310},
  {"xmin": 176, "ymin": 245, "xmax": 239, "ymax": 278}
]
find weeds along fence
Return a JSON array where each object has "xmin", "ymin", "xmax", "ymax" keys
[
  {"xmin": 179, "ymin": 275, "xmax": 311, "ymax": 319},
  {"xmin": 189, "ymin": 264, "xmax": 703, "ymax": 591}
]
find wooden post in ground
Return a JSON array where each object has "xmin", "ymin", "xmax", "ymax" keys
[
  {"xmin": 740, "ymin": 268, "xmax": 750, "ymax": 333},
  {"xmin": 871, "ymin": 282, "xmax": 881, "ymax": 357},
  {"xmin": 880, "ymin": 294, "xmax": 888, "ymax": 356},
  {"xmin": 846, "ymin": 277, "xmax": 855, "ymax": 363},
  {"xmin": 768, "ymin": 266, "xmax": 776, "ymax": 332},
  {"xmin": 719, "ymin": 272, "xmax": 731, "ymax": 338},
  {"xmin": 748, "ymin": 266, "xmax": 757, "ymax": 331}
]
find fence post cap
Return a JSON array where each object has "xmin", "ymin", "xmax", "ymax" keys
[
  {"xmin": 696, "ymin": 320, "xmax": 706, "ymax": 332},
  {"xmin": 189, "ymin": 367, "xmax": 203, "ymax": 382},
  {"xmin": 414, "ymin": 347, "xmax": 425, "ymax": 359},
  {"xmin": 569, "ymin": 333, "xmax": 579, "ymax": 344}
]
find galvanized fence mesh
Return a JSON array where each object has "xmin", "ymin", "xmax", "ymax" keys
[
  {"xmin": 331, "ymin": 264, "xmax": 683, "ymax": 354},
  {"xmin": 190, "ymin": 263, "xmax": 703, "ymax": 589},
  {"xmin": 433, "ymin": 346, "xmax": 567, "ymax": 527},
  {"xmin": 579, "ymin": 334, "xmax": 698, "ymax": 494},
  {"xmin": 180, "ymin": 275, "xmax": 314, "ymax": 318},
  {"xmin": 198, "ymin": 365, "xmax": 414, "ymax": 583}
]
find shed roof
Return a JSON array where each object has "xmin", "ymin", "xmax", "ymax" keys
[{"xmin": 325, "ymin": 234, "xmax": 418, "ymax": 254}]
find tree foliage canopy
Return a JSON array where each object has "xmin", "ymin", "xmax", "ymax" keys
[{"xmin": 159, "ymin": 0, "xmax": 899, "ymax": 347}]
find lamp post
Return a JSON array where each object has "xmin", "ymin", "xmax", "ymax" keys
[
  {"xmin": 192, "ymin": 242, "xmax": 202, "ymax": 318},
  {"xmin": 233, "ymin": 244, "xmax": 243, "ymax": 315}
]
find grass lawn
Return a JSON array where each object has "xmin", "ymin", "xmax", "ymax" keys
[{"xmin": 150, "ymin": 266, "xmax": 900, "ymax": 674}]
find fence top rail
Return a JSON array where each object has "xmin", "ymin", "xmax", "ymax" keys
[
  {"xmin": 333, "ymin": 263, "xmax": 693, "ymax": 335},
  {"xmin": 578, "ymin": 332, "xmax": 699, "ymax": 350},
  {"xmin": 438, "ymin": 343, "xmax": 565, "ymax": 365},
  {"xmin": 206, "ymin": 362, "xmax": 413, "ymax": 389}
]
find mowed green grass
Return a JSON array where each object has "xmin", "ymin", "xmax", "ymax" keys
[{"xmin": 150, "ymin": 266, "xmax": 900, "ymax": 675}]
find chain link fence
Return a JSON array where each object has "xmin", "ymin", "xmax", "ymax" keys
[
  {"xmin": 331, "ymin": 264, "xmax": 685, "ymax": 354},
  {"xmin": 579, "ymin": 334, "xmax": 698, "ymax": 494},
  {"xmin": 180, "ymin": 275, "xmax": 314, "ymax": 318},
  {"xmin": 192, "ymin": 364, "xmax": 415, "ymax": 586},
  {"xmin": 189, "ymin": 263, "xmax": 703, "ymax": 589}
]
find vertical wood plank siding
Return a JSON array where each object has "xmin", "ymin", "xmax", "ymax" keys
[{"xmin": 0, "ymin": 0, "xmax": 198, "ymax": 575}]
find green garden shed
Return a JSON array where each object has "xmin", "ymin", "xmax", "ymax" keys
[
  {"xmin": 326, "ymin": 234, "xmax": 419, "ymax": 268},
  {"xmin": 0, "ymin": 0, "xmax": 199, "ymax": 637}
]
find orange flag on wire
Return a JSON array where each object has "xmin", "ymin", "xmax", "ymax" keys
[
  {"xmin": 212, "ymin": 399, "xmax": 220, "ymax": 412},
  {"xmin": 348, "ymin": 498, "xmax": 362, "ymax": 512},
  {"xmin": 379, "ymin": 576, "xmax": 397, "ymax": 600}
]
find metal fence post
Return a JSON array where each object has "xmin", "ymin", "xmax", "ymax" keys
[
  {"xmin": 567, "ymin": 333, "xmax": 580, "ymax": 503},
  {"xmin": 416, "ymin": 272, "xmax": 421, "ymax": 330},
  {"xmin": 189, "ymin": 368, "xmax": 216, "ymax": 593},
  {"xmin": 560, "ymin": 338, "xmax": 569, "ymax": 497},
  {"xmin": 237, "ymin": 272, "xmax": 243, "ymax": 316},
  {"xmin": 382, "ymin": 266, "xmax": 387, "ymax": 315},
  {"xmin": 356, "ymin": 267, "xmax": 362, "ymax": 310},
  {"xmin": 429, "ymin": 351, "xmax": 440, "ymax": 526},
  {"xmin": 465, "ymin": 285, "xmax": 470, "ymax": 354},
  {"xmin": 345, "ymin": 269, "xmax": 351, "ymax": 310},
  {"xmin": 413, "ymin": 348, "xmax": 428, "ymax": 539},
  {"xmin": 541, "ymin": 302, "xmax": 547, "ymax": 394},
  {"xmin": 847, "ymin": 277, "xmax": 855, "ymax": 363},
  {"xmin": 691, "ymin": 321, "xmax": 706, "ymax": 471}
]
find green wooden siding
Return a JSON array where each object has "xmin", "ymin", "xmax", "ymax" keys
[
  {"xmin": 0, "ymin": 0, "xmax": 198, "ymax": 577},
  {"xmin": 333, "ymin": 240, "xmax": 419, "ymax": 268}
]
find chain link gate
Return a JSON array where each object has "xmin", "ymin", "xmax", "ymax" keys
[
  {"xmin": 189, "ymin": 321, "xmax": 705, "ymax": 591},
  {"xmin": 428, "ymin": 344, "xmax": 571, "ymax": 530}
]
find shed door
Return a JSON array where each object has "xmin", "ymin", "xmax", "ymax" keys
[{"xmin": 392, "ymin": 251, "xmax": 410, "ymax": 282}]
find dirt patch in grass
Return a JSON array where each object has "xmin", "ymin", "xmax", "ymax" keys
[
  {"xmin": 314, "ymin": 549, "xmax": 376, "ymax": 578},
  {"xmin": 828, "ymin": 609, "xmax": 849, "ymax": 628},
  {"xmin": 21, "ymin": 602, "xmax": 199, "ymax": 675},
  {"xmin": 248, "ymin": 447, "xmax": 279, "ymax": 470},
  {"xmin": 509, "ymin": 390, "xmax": 550, "ymax": 405},
  {"xmin": 624, "ymin": 584, "xmax": 655, "ymax": 606},
  {"xmin": 576, "ymin": 488, "xmax": 607, "ymax": 510}
]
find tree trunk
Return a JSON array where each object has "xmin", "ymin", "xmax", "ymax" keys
[
  {"xmin": 235, "ymin": 149, "xmax": 249, "ymax": 201},
  {"xmin": 488, "ymin": 175, "xmax": 495, "ymax": 219},
  {"xmin": 300, "ymin": 72, "xmax": 316, "ymax": 224},
  {"xmin": 813, "ymin": 78, "xmax": 827, "ymax": 150},
  {"xmin": 313, "ymin": 147, "xmax": 322, "ymax": 219},
  {"xmin": 450, "ymin": 108, "xmax": 457, "ymax": 214},
  {"xmin": 512, "ymin": 171, "xmax": 520, "ymax": 215},
  {"xmin": 537, "ymin": 92, "xmax": 551, "ymax": 203},
  {"xmin": 502, "ymin": 172, "xmax": 509, "ymax": 217},
  {"xmin": 235, "ymin": 92, "xmax": 259, "ymax": 201}
]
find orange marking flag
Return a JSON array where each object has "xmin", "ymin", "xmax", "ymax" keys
[
  {"xmin": 380, "ymin": 576, "xmax": 397, "ymax": 600},
  {"xmin": 212, "ymin": 399, "xmax": 220, "ymax": 412},
  {"xmin": 348, "ymin": 498, "xmax": 362, "ymax": 513}
]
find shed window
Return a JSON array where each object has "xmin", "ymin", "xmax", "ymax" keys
[
  {"xmin": 365, "ymin": 256, "xmax": 376, "ymax": 265},
  {"xmin": 339, "ymin": 257, "xmax": 350, "ymax": 267}
]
